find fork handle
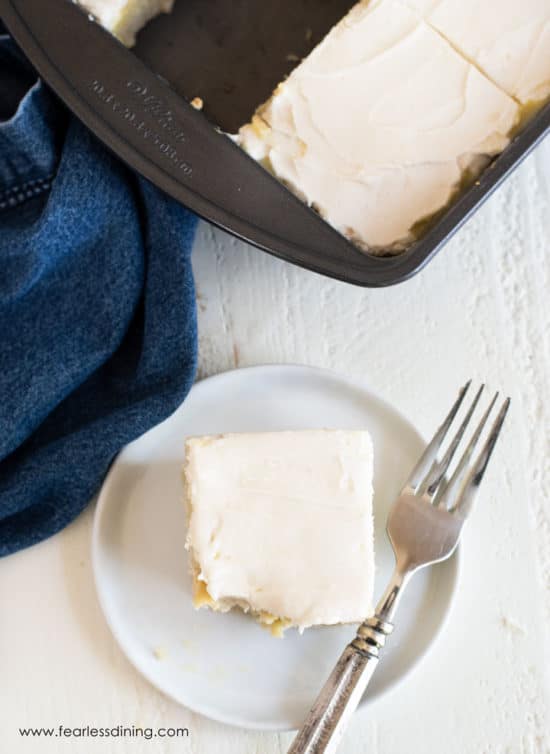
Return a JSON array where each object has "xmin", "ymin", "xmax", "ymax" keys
[{"xmin": 287, "ymin": 617, "xmax": 393, "ymax": 754}]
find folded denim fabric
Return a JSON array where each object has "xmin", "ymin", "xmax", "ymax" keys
[{"xmin": 0, "ymin": 33, "xmax": 198, "ymax": 556}]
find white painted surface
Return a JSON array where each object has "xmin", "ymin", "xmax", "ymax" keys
[{"xmin": 1, "ymin": 139, "xmax": 549, "ymax": 753}]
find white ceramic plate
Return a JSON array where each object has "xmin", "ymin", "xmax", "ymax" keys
[{"xmin": 93, "ymin": 365, "xmax": 459, "ymax": 731}]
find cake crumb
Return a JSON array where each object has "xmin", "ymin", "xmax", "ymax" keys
[
  {"xmin": 501, "ymin": 615, "xmax": 526, "ymax": 636},
  {"xmin": 232, "ymin": 343, "xmax": 240, "ymax": 367},
  {"xmin": 190, "ymin": 97, "xmax": 204, "ymax": 111},
  {"xmin": 153, "ymin": 645, "xmax": 168, "ymax": 660},
  {"xmin": 286, "ymin": 53, "xmax": 301, "ymax": 63}
]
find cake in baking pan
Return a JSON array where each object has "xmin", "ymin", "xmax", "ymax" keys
[
  {"xmin": 82, "ymin": 0, "xmax": 174, "ymax": 46},
  {"xmin": 85, "ymin": 0, "xmax": 550, "ymax": 250}
]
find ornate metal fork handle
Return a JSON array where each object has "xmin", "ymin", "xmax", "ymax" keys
[
  {"xmin": 287, "ymin": 569, "xmax": 405, "ymax": 754},
  {"xmin": 288, "ymin": 382, "xmax": 510, "ymax": 754}
]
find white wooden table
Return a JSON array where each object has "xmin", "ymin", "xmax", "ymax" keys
[{"xmin": 1, "ymin": 139, "xmax": 549, "ymax": 754}]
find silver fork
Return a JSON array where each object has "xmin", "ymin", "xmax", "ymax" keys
[{"xmin": 288, "ymin": 382, "xmax": 510, "ymax": 754}]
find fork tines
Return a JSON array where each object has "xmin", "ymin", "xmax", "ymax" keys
[{"xmin": 406, "ymin": 381, "xmax": 510, "ymax": 518}]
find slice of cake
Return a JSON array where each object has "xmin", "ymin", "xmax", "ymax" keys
[
  {"xmin": 184, "ymin": 430, "xmax": 375, "ymax": 635},
  {"xmin": 239, "ymin": 0, "xmax": 520, "ymax": 251},
  {"xmin": 81, "ymin": 0, "xmax": 174, "ymax": 46},
  {"xmin": 398, "ymin": 0, "xmax": 550, "ymax": 106}
]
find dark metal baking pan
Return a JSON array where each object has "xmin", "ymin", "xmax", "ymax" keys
[{"xmin": 2, "ymin": 0, "xmax": 549, "ymax": 287}]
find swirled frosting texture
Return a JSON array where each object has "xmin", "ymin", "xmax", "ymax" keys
[
  {"xmin": 239, "ymin": 0, "xmax": 523, "ymax": 250},
  {"xmin": 184, "ymin": 430, "xmax": 375, "ymax": 632}
]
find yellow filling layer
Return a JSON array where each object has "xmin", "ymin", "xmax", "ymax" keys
[{"xmin": 192, "ymin": 576, "xmax": 292, "ymax": 637}]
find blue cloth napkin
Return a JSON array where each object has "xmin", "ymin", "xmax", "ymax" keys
[{"xmin": 0, "ymin": 33, "xmax": 198, "ymax": 557}]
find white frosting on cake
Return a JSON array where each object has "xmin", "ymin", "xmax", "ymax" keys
[
  {"xmin": 81, "ymin": 0, "xmax": 547, "ymax": 250},
  {"xmin": 184, "ymin": 430, "xmax": 375, "ymax": 632},
  {"xmin": 239, "ymin": 0, "xmax": 520, "ymax": 250},
  {"xmin": 399, "ymin": 0, "xmax": 550, "ymax": 105},
  {"xmin": 81, "ymin": 0, "xmax": 174, "ymax": 46}
]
